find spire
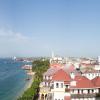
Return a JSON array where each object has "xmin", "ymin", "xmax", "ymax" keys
[{"xmin": 52, "ymin": 51, "xmax": 54, "ymax": 58}]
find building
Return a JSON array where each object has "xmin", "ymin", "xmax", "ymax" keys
[
  {"xmin": 94, "ymin": 65, "xmax": 100, "ymax": 70},
  {"xmin": 70, "ymin": 76, "xmax": 97, "ymax": 100},
  {"xmin": 43, "ymin": 67, "xmax": 61, "ymax": 87},
  {"xmin": 82, "ymin": 70, "xmax": 100, "ymax": 80},
  {"xmin": 39, "ymin": 57, "xmax": 100, "ymax": 100},
  {"xmin": 50, "ymin": 69, "xmax": 71, "ymax": 100},
  {"xmin": 49, "ymin": 53, "xmax": 66, "ymax": 68},
  {"xmin": 98, "ymin": 56, "xmax": 100, "ymax": 65}
]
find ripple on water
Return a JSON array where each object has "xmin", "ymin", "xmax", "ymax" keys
[{"xmin": 0, "ymin": 59, "xmax": 29, "ymax": 100}]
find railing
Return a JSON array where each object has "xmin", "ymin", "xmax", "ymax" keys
[{"xmin": 71, "ymin": 93, "xmax": 96, "ymax": 98}]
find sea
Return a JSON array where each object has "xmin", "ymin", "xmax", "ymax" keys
[{"xmin": 0, "ymin": 58, "xmax": 31, "ymax": 100}]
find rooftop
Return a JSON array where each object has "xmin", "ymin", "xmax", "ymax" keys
[{"xmin": 52, "ymin": 69, "xmax": 71, "ymax": 82}]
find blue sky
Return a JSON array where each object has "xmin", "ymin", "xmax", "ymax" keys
[{"xmin": 0, "ymin": 0, "xmax": 100, "ymax": 57}]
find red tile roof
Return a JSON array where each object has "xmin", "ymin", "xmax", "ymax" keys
[
  {"xmin": 92, "ymin": 76, "xmax": 100, "ymax": 87},
  {"xmin": 50, "ymin": 63, "xmax": 63, "ymax": 68},
  {"xmin": 52, "ymin": 69, "xmax": 71, "ymax": 82},
  {"xmin": 71, "ymin": 76, "xmax": 95, "ymax": 89},
  {"xmin": 43, "ymin": 67, "xmax": 61, "ymax": 76}
]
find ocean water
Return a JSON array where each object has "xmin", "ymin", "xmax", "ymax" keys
[{"xmin": 0, "ymin": 58, "xmax": 29, "ymax": 100}]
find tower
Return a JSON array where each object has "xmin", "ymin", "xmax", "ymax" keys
[
  {"xmin": 98, "ymin": 56, "xmax": 100, "ymax": 65},
  {"xmin": 51, "ymin": 51, "xmax": 55, "ymax": 58}
]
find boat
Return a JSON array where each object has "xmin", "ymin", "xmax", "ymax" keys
[{"xmin": 25, "ymin": 78, "xmax": 30, "ymax": 81}]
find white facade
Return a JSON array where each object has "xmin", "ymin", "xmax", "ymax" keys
[
  {"xmin": 94, "ymin": 65, "xmax": 100, "ymax": 70},
  {"xmin": 70, "ymin": 88, "xmax": 98, "ymax": 100},
  {"xmin": 50, "ymin": 81, "xmax": 70, "ymax": 100},
  {"xmin": 71, "ymin": 98, "xmax": 96, "ymax": 100},
  {"xmin": 50, "ymin": 56, "xmax": 63, "ymax": 64},
  {"xmin": 98, "ymin": 56, "xmax": 100, "ymax": 65},
  {"xmin": 51, "ymin": 81, "xmax": 65, "ymax": 92},
  {"xmin": 50, "ymin": 53, "xmax": 63, "ymax": 65},
  {"xmin": 53, "ymin": 92, "xmax": 64, "ymax": 100},
  {"xmin": 81, "ymin": 60, "xmax": 91, "ymax": 64},
  {"xmin": 51, "ymin": 81, "xmax": 65, "ymax": 100}
]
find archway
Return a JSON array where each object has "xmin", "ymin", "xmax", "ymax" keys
[
  {"xmin": 41, "ymin": 94, "xmax": 44, "ymax": 100},
  {"xmin": 45, "ymin": 94, "xmax": 47, "ymax": 100}
]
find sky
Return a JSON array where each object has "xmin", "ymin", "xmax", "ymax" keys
[{"xmin": 0, "ymin": 0, "xmax": 100, "ymax": 57}]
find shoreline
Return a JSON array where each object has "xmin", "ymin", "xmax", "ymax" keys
[
  {"xmin": 16, "ymin": 74, "xmax": 34, "ymax": 100},
  {"xmin": 25, "ymin": 75, "xmax": 34, "ymax": 89}
]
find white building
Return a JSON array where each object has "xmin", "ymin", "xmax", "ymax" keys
[
  {"xmin": 49, "ymin": 52, "xmax": 65, "ymax": 67},
  {"xmin": 70, "ymin": 76, "xmax": 98, "ymax": 100},
  {"xmin": 98, "ymin": 56, "xmax": 100, "ymax": 65},
  {"xmin": 39, "ymin": 63, "xmax": 100, "ymax": 100},
  {"xmin": 50, "ymin": 69, "xmax": 71, "ymax": 100},
  {"xmin": 94, "ymin": 65, "xmax": 100, "ymax": 70}
]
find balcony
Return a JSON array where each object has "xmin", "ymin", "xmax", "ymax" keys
[{"xmin": 71, "ymin": 93, "xmax": 96, "ymax": 98}]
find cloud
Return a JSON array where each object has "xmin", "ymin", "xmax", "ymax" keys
[
  {"xmin": 0, "ymin": 28, "xmax": 28, "ymax": 40},
  {"xmin": 0, "ymin": 28, "xmax": 51, "ymax": 57}
]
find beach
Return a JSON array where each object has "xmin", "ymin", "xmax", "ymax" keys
[
  {"xmin": 16, "ymin": 75, "xmax": 34, "ymax": 100},
  {"xmin": 0, "ymin": 59, "xmax": 33, "ymax": 100}
]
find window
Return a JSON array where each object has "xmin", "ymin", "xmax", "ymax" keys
[
  {"xmin": 48, "ymin": 76, "xmax": 50, "ymax": 80},
  {"xmin": 52, "ymin": 84, "xmax": 54, "ymax": 89},
  {"xmin": 61, "ymin": 83, "xmax": 63, "ymax": 88},
  {"xmin": 46, "ymin": 82, "xmax": 48, "ymax": 86},
  {"xmin": 45, "ymin": 82, "xmax": 46, "ymax": 86},
  {"xmin": 78, "ymin": 89, "xmax": 80, "ymax": 94},
  {"xmin": 56, "ymin": 83, "xmax": 59, "ymax": 88},
  {"xmin": 46, "ymin": 76, "xmax": 48, "ymax": 80},
  {"xmin": 65, "ymin": 85, "xmax": 68, "ymax": 88},
  {"xmin": 92, "ymin": 89, "xmax": 94, "ymax": 93}
]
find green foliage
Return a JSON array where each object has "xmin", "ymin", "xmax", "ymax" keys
[
  {"xmin": 32, "ymin": 60, "xmax": 49, "ymax": 82},
  {"xmin": 17, "ymin": 59, "xmax": 49, "ymax": 100},
  {"xmin": 32, "ymin": 60, "xmax": 49, "ymax": 71}
]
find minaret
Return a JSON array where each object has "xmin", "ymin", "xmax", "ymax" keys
[
  {"xmin": 52, "ymin": 51, "xmax": 55, "ymax": 58},
  {"xmin": 50, "ymin": 51, "xmax": 55, "ymax": 65},
  {"xmin": 98, "ymin": 56, "xmax": 100, "ymax": 65}
]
